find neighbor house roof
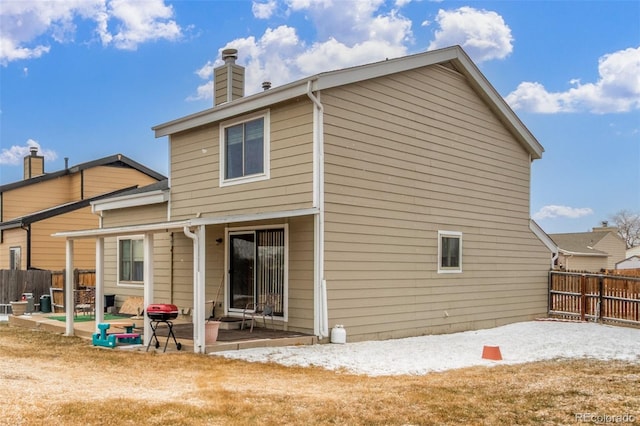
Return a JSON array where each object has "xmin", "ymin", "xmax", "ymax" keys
[
  {"xmin": 0, "ymin": 186, "xmax": 138, "ymax": 231},
  {"xmin": 153, "ymin": 45, "xmax": 544, "ymax": 160},
  {"xmin": 0, "ymin": 153, "xmax": 166, "ymax": 193},
  {"xmin": 549, "ymin": 231, "xmax": 613, "ymax": 257}
]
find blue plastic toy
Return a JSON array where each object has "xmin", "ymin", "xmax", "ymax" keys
[{"xmin": 92, "ymin": 323, "xmax": 141, "ymax": 348}]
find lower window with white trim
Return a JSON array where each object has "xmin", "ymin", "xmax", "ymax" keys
[
  {"xmin": 117, "ymin": 236, "xmax": 144, "ymax": 286},
  {"xmin": 438, "ymin": 230, "xmax": 462, "ymax": 273}
]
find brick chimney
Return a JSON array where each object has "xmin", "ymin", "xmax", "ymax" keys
[
  {"xmin": 23, "ymin": 146, "xmax": 45, "ymax": 179},
  {"xmin": 214, "ymin": 48, "xmax": 244, "ymax": 106}
]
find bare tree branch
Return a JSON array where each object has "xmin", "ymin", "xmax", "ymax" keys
[{"xmin": 609, "ymin": 209, "xmax": 640, "ymax": 249}]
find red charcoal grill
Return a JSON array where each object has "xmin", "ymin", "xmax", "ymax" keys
[{"xmin": 145, "ymin": 304, "xmax": 182, "ymax": 352}]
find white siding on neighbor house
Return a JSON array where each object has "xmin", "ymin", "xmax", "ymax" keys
[
  {"xmin": 169, "ymin": 99, "xmax": 315, "ymax": 220},
  {"xmin": 102, "ymin": 204, "xmax": 172, "ymax": 308},
  {"xmin": 321, "ymin": 64, "xmax": 550, "ymax": 341}
]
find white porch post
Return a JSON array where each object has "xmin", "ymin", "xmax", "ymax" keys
[
  {"xmin": 64, "ymin": 239, "xmax": 74, "ymax": 336},
  {"xmin": 94, "ymin": 237, "xmax": 105, "ymax": 329},
  {"xmin": 143, "ymin": 233, "xmax": 154, "ymax": 347}
]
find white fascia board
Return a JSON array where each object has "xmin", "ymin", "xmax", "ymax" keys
[
  {"xmin": 451, "ymin": 53, "xmax": 544, "ymax": 159},
  {"xmin": 153, "ymin": 45, "xmax": 543, "ymax": 160},
  {"xmin": 153, "ymin": 83, "xmax": 309, "ymax": 137},
  {"xmin": 190, "ymin": 207, "xmax": 319, "ymax": 227},
  {"xmin": 92, "ymin": 190, "xmax": 169, "ymax": 212},
  {"xmin": 313, "ymin": 46, "xmax": 461, "ymax": 91},
  {"xmin": 153, "ymin": 48, "xmax": 462, "ymax": 138},
  {"xmin": 52, "ymin": 220, "xmax": 192, "ymax": 240},
  {"xmin": 558, "ymin": 248, "xmax": 608, "ymax": 257},
  {"xmin": 52, "ymin": 208, "xmax": 319, "ymax": 240},
  {"xmin": 529, "ymin": 220, "xmax": 558, "ymax": 254}
]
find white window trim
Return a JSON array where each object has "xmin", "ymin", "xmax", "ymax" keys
[
  {"xmin": 224, "ymin": 223, "xmax": 288, "ymax": 322},
  {"xmin": 116, "ymin": 235, "xmax": 144, "ymax": 288},
  {"xmin": 219, "ymin": 109, "xmax": 270, "ymax": 187},
  {"xmin": 437, "ymin": 230, "xmax": 462, "ymax": 274}
]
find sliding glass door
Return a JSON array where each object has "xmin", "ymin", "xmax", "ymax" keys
[{"xmin": 228, "ymin": 228, "xmax": 285, "ymax": 315}]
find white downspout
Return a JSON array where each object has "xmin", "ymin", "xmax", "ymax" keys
[
  {"xmin": 184, "ymin": 225, "xmax": 206, "ymax": 353},
  {"xmin": 307, "ymin": 80, "xmax": 329, "ymax": 339}
]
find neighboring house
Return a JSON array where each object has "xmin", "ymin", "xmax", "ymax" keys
[
  {"xmin": 550, "ymin": 223, "xmax": 627, "ymax": 272},
  {"xmin": 56, "ymin": 46, "xmax": 553, "ymax": 351},
  {"xmin": 627, "ymin": 246, "xmax": 640, "ymax": 258},
  {"xmin": 616, "ymin": 255, "xmax": 640, "ymax": 270},
  {"xmin": 0, "ymin": 149, "xmax": 166, "ymax": 271}
]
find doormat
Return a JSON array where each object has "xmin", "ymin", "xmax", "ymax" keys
[{"xmin": 47, "ymin": 314, "xmax": 132, "ymax": 323}]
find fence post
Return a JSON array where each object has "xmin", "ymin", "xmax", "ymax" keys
[
  {"xmin": 548, "ymin": 271, "xmax": 553, "ymax": 314},
  {"xmin": 580, "ymin": 274, "xmax": 587, "ymax": 322},
  {"xmin": 598, "ymin": 276, "xmax": 604, "ymax": 323}
]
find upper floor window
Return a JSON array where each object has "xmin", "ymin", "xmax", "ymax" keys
[
  {"xmin": 220, "ymin": 110, "xmax": 270, "ymax": 186},
  {"xmin": 118, "ymin": 236, "xmax": 143, "ymax": 285},
  {"xmin": 438, "ymin": 230, "xmax": 462, "ymax": 273}
]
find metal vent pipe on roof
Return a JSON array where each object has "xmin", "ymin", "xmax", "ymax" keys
[{"xmin": 222, "ymin": 48, "xmax": 238, "ymax": 64}]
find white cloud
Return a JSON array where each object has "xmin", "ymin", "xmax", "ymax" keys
[
  {"xmin": 253, "ymin": 0, "xmax": 278, "ymax": 19},
  {"xmin": 532, "ymin": 205, "xmax": 594, "ymax": 221},
  {"xmin": 0, "ymin": 140, "xmax": 58, "ymax": 165},
  {"xmin": 427, "ymin": 7, "xmax": 513, "ymax": 63},
  {"xmin": 0, "ymin": 0, "xmax": 182, "ymax": 65},
  {"xmin": 104, "ymin": 0, "xmax": 181, "ymax": 50},
  {"xmin": 506, "ymin": 47, "xmax": 640, "ymax": 114},
  {"xmin": 190, "ymin": 0, "xmax": 412, "ymax": 101},
  {"xmin": 296, "ymin": 37, "xmax": 407, "ymax": 75}
]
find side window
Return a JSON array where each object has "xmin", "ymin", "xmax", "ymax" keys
[
  {"xmin": 9, "ymin": 247, "xmax": 21, "ymax": 270},
  {"xmin": 220, "ymin": 111, "xmax": 270, "ymax": 186},
  {"xmin": 118, "ymin": 237, "xmax": 144, "ymax": 285},
  {"xmin": 438, "ymin": 231, "xmax": 462, "ymax": 273}
]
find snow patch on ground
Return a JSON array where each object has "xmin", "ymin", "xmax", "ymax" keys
[{"xmin": 214, "ymin": 321, "xmax": 640, "ymax": 376}]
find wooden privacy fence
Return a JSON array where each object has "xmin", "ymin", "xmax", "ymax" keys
[
  {"xmin": 549, "ymin": 271, "xmax": 640, "ymax": 326},
  {"xmin": 1, "ymin": 269, "xmax": 96, "ymax": 313},
  {"xmin": 0, "ymin": 269, "xmax": 52, "ymax": 310},
  {"xmin": 50, "ymin": 269, "xmax": 96, "ymax": 312}
]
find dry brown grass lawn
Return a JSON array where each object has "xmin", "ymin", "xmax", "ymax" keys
[{"xmin": 1, "ymin": 323, "xmax": 638, "ymax": 425}]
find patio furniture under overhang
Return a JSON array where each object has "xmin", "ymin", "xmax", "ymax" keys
[{"xmin": 52, "ymin": 207, "xmax": 320, "ymax": 354}]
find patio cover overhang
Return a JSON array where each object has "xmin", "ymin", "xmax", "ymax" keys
[{"xmin": 52, "ymin": 207, "xmax": 319, "ymax": 353}]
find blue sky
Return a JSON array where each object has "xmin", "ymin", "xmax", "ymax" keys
[{"xmin": 1, "ymin": 0, "xmax": 638, "ymax": 235}]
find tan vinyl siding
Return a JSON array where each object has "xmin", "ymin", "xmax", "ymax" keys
[
  {"xmin": 2, "ymin": 177, "xmax": 74, "ymax": 220},
  {"xmin": 30, "ymin": 208, "xmax": 98, "ymax": 270},
  {"xmin": 285, "ymin": 215, "xmax": 315, "ymax": 331},
  {"xmin": 559, "ymin": 253, "xmax": 607, "ymax": 272},
  {"xmin": 102, "ymin": 203, "xmax": 168, "ymax": 226},
  {"xmin": 594, "ymin": 233, "xmax": 627, "ymax": 269},
  {"xmin": 82, "ymin": 166, "xmax": 158, "ymax": 198},
  {"xmin": 169, "ymin": 99, "xmax": 314, "ymax": 220},
  {"xmin": 321, "ymin": 64, "xmax": 550, "ymax": 341},
  {"xmin": 102, "ymin": 203, "xmax": 171, "ymax": 306}
]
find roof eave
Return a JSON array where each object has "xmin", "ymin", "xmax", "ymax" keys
[
  {"xmin": 152, "ymin": 46, "xmax": 544, "ymax": 159},
  {"xmin": 449, "ymin": 51, "xmax": 544, "ymax": 160},
  {"xmin": 92, "ymin": 189, "xmax": 169, "ymax": 212},
  {"xmin": 558, "ymin": 248, "xmax": 608, "ymax": 257}
]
